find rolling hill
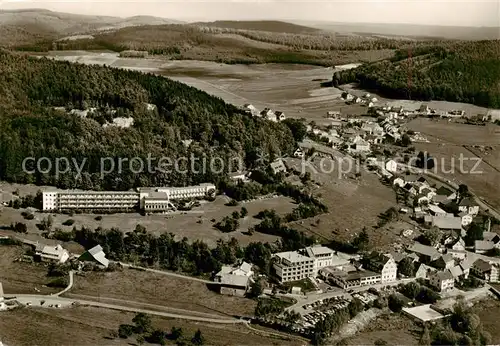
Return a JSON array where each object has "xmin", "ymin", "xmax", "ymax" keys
[
  {"xmin": 194, "ymin": 20, "xmax": 322, "ymax": 34},
  {"xmin": 0, "ymin": 9, "xmax": 183, "ymax": 46}
]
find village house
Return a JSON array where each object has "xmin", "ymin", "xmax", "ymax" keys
[
  {"xmin": 408, "ymin": 243, "xmax": 441, "ymax": 264},
  {"xmin": 361, "ymin": 122, "xmax": 384, "ymax": 136},
  {"xmin": 419, "ymin": 104, "xmax": 431, "ymax": 115},
  {"xmin": 294, "ymin": 148, "xmax": 305, "ymax": 159},
  {"xmin": 431, "ymin": 254, "xmax": 455, "ymax": 270},
  {"xmin": 474, "ymin": 240, "xmax": 498, "ymax": 254},
  {"xmin": 350, "ymin": 136, "xmax": 371, "ymax": 153},
  {"xmin": 34, "ymin": 244, "xmax": 70, "ymax": 264},
  {"xmin": 385, "ymin": 160, "xmax": 398, "ymax": 173},
  {"xmin": 435, "ymin": 186, "xmax": 457, "ymax": 201},
  {"xmin": 326, "ymin": 111, "xmax": 341, "ymax": 119},
  {"xmin": 429, "ymin": 270, "xmax": 455, "ymax": 292},
  {"xmin": 275, "ymin": 111, "xmax": 286, "ymax": 121},
  {"xmin": 471, "ymin": 259, "xmax": 500, "ymax": 282},
  {"xmin": 415, "ymin": 263, "xmax": 437, "ymax": 280},
  {"xmin": 428, "ymin": 205, "xmax": 448, "ymax": 217},
  {"xmin": 270, "ymin": 159, "xmax": 287, "ymax": 175},
  {"xmin": 446, "ymin": 238, "xmax": 467, "ymax": 260},
  {"xmin": 242, "ymin": 103, "xmax": 258, "ymax": 116},
  {"xmin": 78, "ymin": 245, "xmax": 109, "ymax": 268},
  {"xmin": 260, "ymin": 108, "xmax": 277, "ymax": 122},
  {"xmin": 484, "ymin": 232, "xmax": 500, "ymax": 244},
  {"xmin": 432, "ymin": 215, "xmax": 464, "ymax": 235},
  {"xmin": 214, "ymin": 262, "xmax": 254, "ymax": 297},
  {"xmin": 459, "ymin": 211, "xmax": 473, "ymax": 226},
  {"xmin": 392, "ymin": 177, "xmax": 405, "ymax": 188},
  {"xmin": 363, "ymin": 252, "xmax": 398, "ymax": 283},
  {"xmin": 458, "ymin": 198, "xmax": 480, "ymax": 216}
]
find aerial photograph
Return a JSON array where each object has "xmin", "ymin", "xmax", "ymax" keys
[{"xmin": 0, "ymin": 0, "xmax": 499, "ymax": 345}]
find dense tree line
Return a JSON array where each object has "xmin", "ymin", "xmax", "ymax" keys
[
  {"xmin": 337, "ymin": 41, "xmax": 500, "ymax": 108},
  {"xmin": 196, "ymin": 26, "xmax": 449, "ymax": 51},
  {"xmin": 0, "ymin": 50, "xmax": 295, "ymax": 190},
  {"xmin": 55, "ymin": 224, "xmax": 287, "ymax": 275}
]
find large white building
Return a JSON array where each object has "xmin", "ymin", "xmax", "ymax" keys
[
  {"xmin": 42, "ymin": 183, "xmax": 217, "ymax": 212},
  {"xmin": 272, "ymin": 251, "xmax": 315, "ymax": 283},
  {"xmin": 155, "ymin": 183, "xmax": 216, "ymax": 200},
  {"xmin": 272, "ymin": 245, "xmax": 341, "ymax": 283},
  {"xmin": 42, "ymin": 190, "xmax": 139, "ymax": 212},
  {"xmin": 304, "ymin": 245, "xmax": 336, "ymax": 275}
]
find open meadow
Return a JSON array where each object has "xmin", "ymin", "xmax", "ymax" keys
[
  {"xmin": 407, "ymin": 118, "xmax": 500, "ymax": 209},
  {"xmin": 1, "ymin": 182, "xmax": 296, "ymax": 247},
  {"xmin": 284, "ymin": 156, "xmax": 397, "ymax": 245},
  {"xmin": 0, "ymin": 246, "xmax": 60, "ymax": 295},
  {"xmin": 67, "ymin": 268, "xmax": 257, "ymax": 317},
  {"xmin": 0, "ymin": 306, "xmax": 299, "ymax": 346}
]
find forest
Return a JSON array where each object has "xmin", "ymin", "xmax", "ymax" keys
[
  {"xmin": 19, "ymin": 24, "xmax": 398, "ymax": 66},
  {"xmin": 335, "ymin": 40, "xmax": 500, "ymax": 108},
  {"xmin": 0, "ymin": 50, "xmax": 295, "ymax": 191}
]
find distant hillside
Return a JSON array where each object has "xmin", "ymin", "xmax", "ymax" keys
[
  {"xmin": 0, "ymin": 9, "xmax": 182, "ymax": 46},
  {"xmin": 43, "ymin": 24, "xmax": 397, "ymax": 66},
  {"xmin": 195, "ymin": 20, "xmax": 321, "ymax": 34},
  {"xmin": 295, "ymin": 21, "xmax": 500, "ymax": 41},
  {"xmin": 336, "ymin": 40, "xmax": 500, "ymax": 108}
]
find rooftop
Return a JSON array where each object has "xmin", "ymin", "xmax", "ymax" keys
[
  {"xmin": 433, "ymin": 215, "xmax": 462, "ymax": 230},
  {"xmin": 274, "ymin": 251, "xmax": 312, "ymax": 264}
]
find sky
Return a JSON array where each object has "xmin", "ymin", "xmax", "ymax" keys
[{"xmin": 1, "ymin": 0, "xmax": 499, "ymax": 27}]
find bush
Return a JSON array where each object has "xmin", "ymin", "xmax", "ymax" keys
[
  {"xmin": 118, "ymin": 324, "xmax": 135, "ymax": 338},
  {"xmin": 62, "ymin": 219, "xmax": 75, "ymax": 226},
  {"xmin": 47, "ymin": 277, "xmax": 68, "ymax": 288},
  {"xmin": 94, "ymin": 216, "xmax": 103, "ymax": 221},
  {"xmin": 388, "ymin": 294, "xmax": 405, "ymax": 312}
]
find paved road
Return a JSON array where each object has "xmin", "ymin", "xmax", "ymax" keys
[
  {"xmin": 397, "ymin": 163, "xmax": 500, "ymax": 220},
  {"xmin": 4, "ymin": 294, "xmax": 244, "ymax": 324}
]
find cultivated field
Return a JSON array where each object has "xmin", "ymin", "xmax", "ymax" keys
[
  {"xmin": 407, "ymin": 118, "xmax": 500, "ymax": 210},
  {"xmin": 0, "ymin": 246, "xmax": 59, "ymax": 295},
  {"xmin": 0, "ymin": 306, "xmax": 299, "ymax": 346},
  {"xmin": 67, "ymin": 268, "xmax": 257, "ymax": 317}
]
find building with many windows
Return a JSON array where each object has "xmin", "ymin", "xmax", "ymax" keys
[
  {"xmin": 43, "ymin": 190, "xmax": 140, "ymax": 211},
  {"xmin": 42, "ymin": 183, "xmax": 217, "ymax": 212},
  {"xmin": 272, "ymin": 251, "xmax": 315, "ymax": 283}
]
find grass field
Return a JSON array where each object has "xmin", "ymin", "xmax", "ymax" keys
[
  {"xmin": 284, "ymin": 156, "xmax": 397, "ymax": 245},
  {"xmin": 1, "ymin": 182, "xmax": 295, "ymax": 247},
  {"xmin": 0, "ymin": 246, "xmax": 59, "ymax": 295},
  {"xmin": 407, "ymin": 118, "xmax": 500, "ymax": 210},
  {"xmin": 472, "ymin": 298, "xmax": 500, "ymax": 344},
  {"xmin": 67, "ymin": 268, "xmax": 257, "ymax": 317},
  {"xmin": 342, "ymin": 312, "xmax": 420, "ymax": 346},
  {"xmin": 0, "ymin": 306, "xmax": 300, "ymax": 346}
]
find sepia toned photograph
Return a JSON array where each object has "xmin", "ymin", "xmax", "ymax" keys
[{"xmin": 0, "ymin": 0, "xmax": 499, "ymax": 345}]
